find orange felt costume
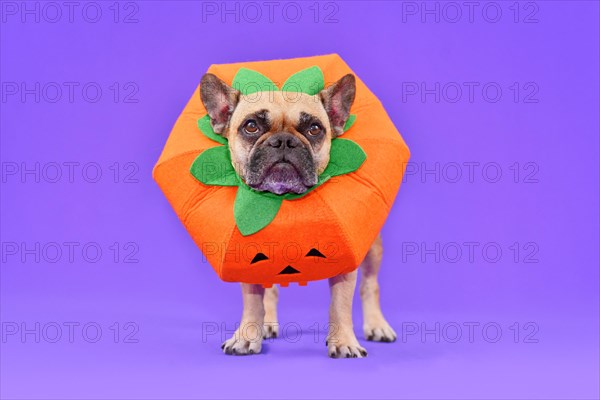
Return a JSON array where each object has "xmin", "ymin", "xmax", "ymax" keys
[{"xmin": 153, "ymin": 54, "xmax": 410, "ymax": 287}]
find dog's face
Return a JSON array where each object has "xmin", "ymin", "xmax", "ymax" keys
[{"xmin": 200, "ymin": 73, "xmax": 356, "ymax": 194}]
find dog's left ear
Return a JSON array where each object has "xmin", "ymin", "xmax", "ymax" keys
[
  {"xmin": 200, "ymin": 73, "xmax": 240, "ymax": 135},
  {"xmin": 319, "ymin": 74, "xmax": 356, "ymax": 137}
]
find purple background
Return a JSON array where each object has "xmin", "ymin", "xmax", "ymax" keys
[{"xmin": 1, "ymin": 1, "xmax": 599, "ymax": 399}]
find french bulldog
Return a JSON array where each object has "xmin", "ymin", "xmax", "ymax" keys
[{"xmin": 200, "ymin": 73, "xmax": 396, "ymax": 358}]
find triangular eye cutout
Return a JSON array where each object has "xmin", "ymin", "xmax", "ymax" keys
[
  {"xmin": 305, "ymin": 248, "xmax": 326, "ymax": 258},
  {"xmin": 250, "ymin": 253, "xmax": 269, "ymax": 264}
]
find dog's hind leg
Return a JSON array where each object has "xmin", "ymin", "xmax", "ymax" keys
[
  {"xmin": 263, "ymin": 286, "xmax": 279, "ymax": 338},
  {"xmin": 360, "ymin": 234, "xmax": 397, "ymax": 342},
  {"xmin": 222, "ymin": 283, "xmax": 265, "ymax": 355}
]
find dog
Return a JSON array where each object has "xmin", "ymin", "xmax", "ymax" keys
[{"xmin": 200, "ymin": 72, "xmax": 396, "ymax": 358}]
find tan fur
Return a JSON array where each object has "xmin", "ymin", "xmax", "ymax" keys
[
  {"xmin": 327, "ymin": 270, "xmax": 367, "ymax": 358},
  {"xmin": 226, "ymin": 92, "xmax": 333, "ymax": 178},
  {"xmin": 263, "ymin": 285, "xmax": 279, "ymax": 339},
  {"xmin": 221, "ymin": 283, "xmax": 265, "ymax": 355},
  {"xmin": 360, "ymin": 235, "xmax": 396, "ymax": 342}
]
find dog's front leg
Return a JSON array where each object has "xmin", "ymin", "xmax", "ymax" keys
[
  {"xmin": 222, "ymin": 283, "xmax": 265, "ymax": 355},
  {"xmin": 327, "ymin": 270, "xmax": 367, "ymax": 358}
]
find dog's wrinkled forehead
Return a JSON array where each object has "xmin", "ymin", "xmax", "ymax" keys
[{"xmin": 229, "ymin": 92, "xmax": 331, "ymax": 137}]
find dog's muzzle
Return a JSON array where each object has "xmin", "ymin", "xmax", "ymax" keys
[{"xmin": 246, "ymin": 132, "xmax": 318, "ymax": 195}]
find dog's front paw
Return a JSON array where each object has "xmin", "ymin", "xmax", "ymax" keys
[
  {"xmin": 326, "ymin": 329, "xmax": 367, "ymax": 358},
  {"xmin": 221, "ymin": 322, "xmax": 263, "ymax": 355},
  {"xmin": 364, "ymin": 318, "xmax": 397, "ymax": 342}
]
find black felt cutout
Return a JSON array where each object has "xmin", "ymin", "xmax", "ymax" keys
[
  {"xmin": 278, "ymin": 266, "xmax": 300, "ymax": 275},
  {"xmin": 251, "ymin": 253, "xmax": 269, "ymax": 264},
  {"xmin": 306, "ymin": 248, "xmax": 326, "ymax": 258}
]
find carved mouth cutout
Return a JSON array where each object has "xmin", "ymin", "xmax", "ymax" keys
[
  {"xmin": 279, "ymin": 265, "xmax": 300, "ymax": 275},
  {"xmin": 250, "ymin": 248, "xmax": 327, "ymax": 275}
]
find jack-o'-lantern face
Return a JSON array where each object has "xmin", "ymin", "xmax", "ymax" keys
[
  {"xmin": 250, "ymin": 247, "xmax": 327, "ymax": 276},
  {"xmin": 217, "ymin": 240, "xmax": 356, "ymax": 287},
  {"xmin": 237, "ymin": 244, "xmax": 346, "ymax": 287}
]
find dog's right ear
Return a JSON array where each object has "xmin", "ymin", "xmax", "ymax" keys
[
  {"xmin": 200, "ymin": 73, "xmax": 240, "ymax": 135},
  {"xmin": 319, "ymin": 74, "xmax": 356, "ymax": 137}
]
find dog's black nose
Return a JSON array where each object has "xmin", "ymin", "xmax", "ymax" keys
[{"xmin": 265, "ymin": 132, "xmax": 300, "ymax": 149}]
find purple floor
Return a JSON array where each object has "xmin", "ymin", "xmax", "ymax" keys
[{"xmin": 2, "ymin": 275, "xmax": 598, "ymax": 399}]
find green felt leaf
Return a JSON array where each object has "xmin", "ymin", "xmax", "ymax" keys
[
  {"xmin": 232, "ymin": 68, "xmax": 279, "ymax": 95},
  {"xmin": 198, "ymin": 115, "xmax": 227, "ymax": 145},
  {"xmin": 282, "ymin": 66, "xmax": 325, "ymax": 95},
  {"xmin": 322, "ymin": 138, "xmax": 366, "ymax": 177},
  {"xmin": 190, "ymin": 146, "xmax": 239, "ymax": 186},
  {"xmin": 344, "ymin": 114, "xmax": 357, "ymax": 131},
  {"xmin": 234, "ymin": 185, "xmax": 283, "ymax": 236}
]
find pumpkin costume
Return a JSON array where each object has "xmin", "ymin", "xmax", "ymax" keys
[{"xmin": 153, "ymin": 54, "xmax": 410, "ymax": 287}]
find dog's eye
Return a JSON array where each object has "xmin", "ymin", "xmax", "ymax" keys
[
  {"xmin": 307, "ymin": 124, "xmax": 322, "ymax": 136},
  {"xmin": 244, "ymin": 120, "xmax": 259, "ymax": 134}
]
